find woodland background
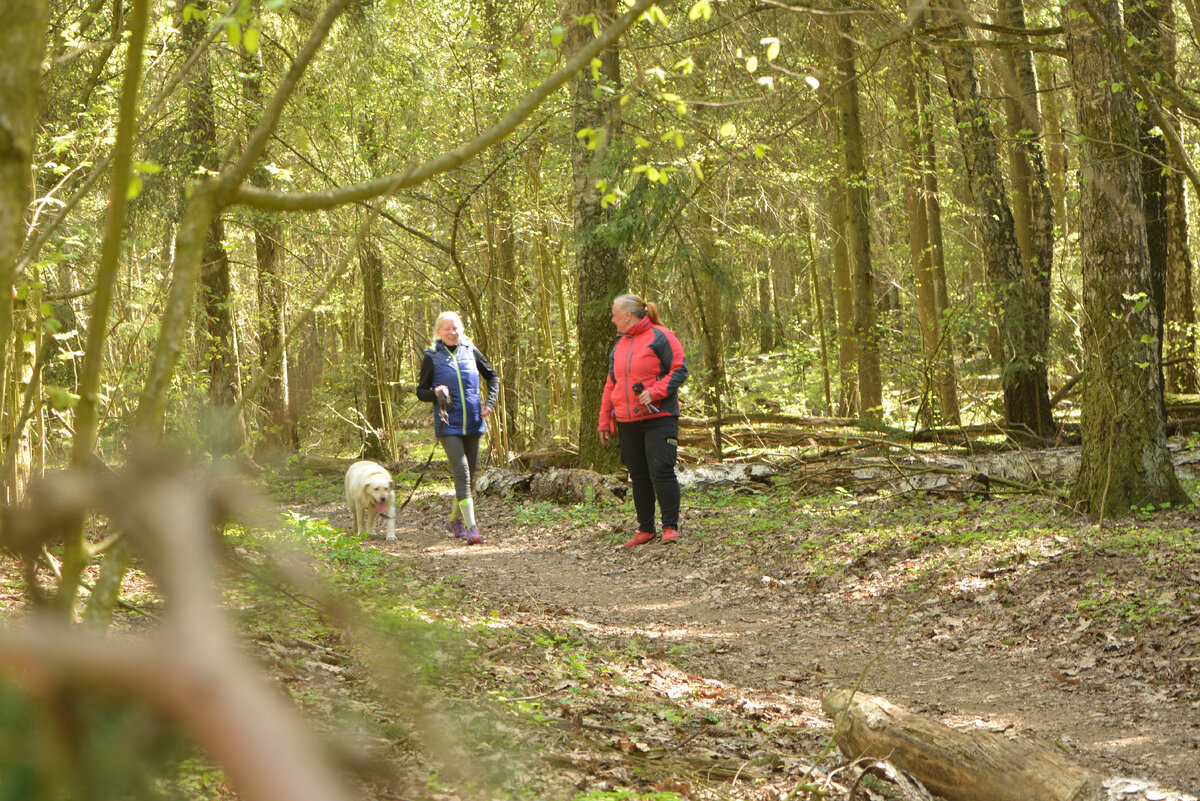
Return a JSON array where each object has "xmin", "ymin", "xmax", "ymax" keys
[
  {"xmin": 1, "ymin": 0, "xmax": 1199, "ymax": 798},
  {"xmin": 1, "ymin": 0, "xmax": 1197, "ymax": 508}
]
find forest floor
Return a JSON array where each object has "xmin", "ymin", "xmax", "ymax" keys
[{"xmin": 283, "ymin": 458, "xmax": 1200, "ymax": 801}]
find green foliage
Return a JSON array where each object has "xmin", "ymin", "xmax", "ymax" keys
[
  {"xmin": 573, "ymin": 790, "xmax": 686, "ymax": 801},
  {"xmin": 0, "ymin": 681, "xmax": 192, "ymax": 801}
]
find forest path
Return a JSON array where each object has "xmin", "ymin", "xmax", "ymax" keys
[{"xmin": 319, "ymin": 488, "xmax": 1199, "ymax": 794}]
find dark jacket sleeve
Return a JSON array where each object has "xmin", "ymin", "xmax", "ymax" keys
[
  {"xmin": 649, "ymin": 326, "xmax": 688, "ymax": 403},
  {"xmin": 474, "ymin": 347, "xmax": 500, "ymax": 408},
  {"xmin": 415, "ymin": 351, "xmax": 437, "ymax": 403}
]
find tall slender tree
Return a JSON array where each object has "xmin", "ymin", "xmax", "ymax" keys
[
  {"xmin": 185, "ymin": 1, "xmax": 245, "ymax": 456},
  {"xmin": 934, "ymin": 0, "xmax": 1054, "ymax": 440},
  {"xmin": 832, "ymin": 12, "xmax": 882, "ymax": 420},
  {"xmin": 0, "ymin": 0, "xmax": 47, "ymax": 501}
]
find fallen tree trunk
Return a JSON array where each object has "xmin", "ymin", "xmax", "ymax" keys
[{"xmin": 821, "ymin": 689, "xmax": 1103, "ymax": 801}]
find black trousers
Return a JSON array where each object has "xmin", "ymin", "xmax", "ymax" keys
[{"xmin": 616, "ymin": 416, "xmax": 680, "ymax": 533}]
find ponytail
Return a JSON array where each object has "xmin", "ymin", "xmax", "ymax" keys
[{"xmin": 614, "ymin": 293, "xmax": 662, "ymax": 325}]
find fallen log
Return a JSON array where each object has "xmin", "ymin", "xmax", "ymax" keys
[
  {"xmin": 475, "ymin": 467, "xmax": 623, "ymax": 504},
  {"xmin": 821, "ymin": 689, "xmax": 1103, "ymax": 801}
]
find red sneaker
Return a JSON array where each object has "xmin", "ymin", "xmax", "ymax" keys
[
  {"xmin": 622, "ymin": 530, "xmax": 655, "ymax": 549},
  {"xmin": 661, "ymin": 526, "xmax": 679, "ymax": 543}
]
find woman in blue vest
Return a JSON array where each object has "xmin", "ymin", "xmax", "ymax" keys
[{"xmin": 416, "ymin": 312, "xmax": 499, "ymax": 545}]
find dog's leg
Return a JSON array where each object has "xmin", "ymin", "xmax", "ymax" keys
[{"xmin": 385, "ymin": 494, "xmax": 396, "ymax": 541}]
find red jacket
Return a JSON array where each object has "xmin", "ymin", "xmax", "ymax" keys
[{"xmin": 598, "ymin": 316, "xmax": 689, "ymax": 430}]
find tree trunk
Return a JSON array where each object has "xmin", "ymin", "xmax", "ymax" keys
[
  {"xmin": 185, "ymin": 2, "xmax": 244, "ymax": 457},
  {"xmin": 1164, "ymin": 154, "xmax": 1198, "ymax": 393},
  {"xmin": 1035, "ymin": 57, "xmax": 1070, "ymax": 235},
  {"xmin": 242, "ymin": 48, "xmax": 293, "ymax": 464},
  {"xmin": 829, "ymin": 181, "xmax": 857, "ymax": 417},
  {"xmin": 914, "ymin": 47, "xmax": 959, "ymax": 422},
  {"xmin": 358, "ymin": 239, "xmax": 390, "ymax": 461},
  {"xmin": 997, "ymin": 0, "xmax": 1057, "ymax": 434},
  {"xmin": 1127, "ymin": 0, "xmax": 1170, "ymax": 411},
  {"xmin": 757, "ymin": 260, "xmax": 774, "ymax": 354},
  {"xmin": 1063, "ymin": 0, "xmax": 1189, "ymax": 515},
  {"xmin": 483, "ymin": 0, "xmax": 519, "ymax": 455},
  {"xmin": 822, "ymin": 689, "xmax": 1102, "ymax": 801},
  {"xmin": 1136, "ymin": 0, "xmax": 1199, "ymax": 394},
  {"xmin": 801, "ymin": 207, "xmax": 833, "ymax": 414},
  {"xmin": 936, "ymin": 0, "xmax": 1054, "ymax": 440},
  {"xmin": 833, "ymin": 13, "xmax": 882, "ymax": 420},
  {"xmin": 569, "ymin": 0, "xmax": 625, "ymax": 472},
  {"xmin": 0, "ymin": 0, "xmax": 46, "ymax": 502},
  {"xmin": 900, "ymin": 43, "xmax": 943, "ymax": 427}
]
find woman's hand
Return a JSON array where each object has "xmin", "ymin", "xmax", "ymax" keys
[
  {"xmin": 599, "ymin": 430, "xmax": 610, "ymax": 445},
  {"xmin": 637, "ymin": 388, "xmax": 653, "ymax": 407},
  {"xmin": 481, "ymin": 404, "xmax": 493, "ymax": 419},
  {"xmin": 434, "ymin": 385, "xmax": 450, "ymax": 400}
]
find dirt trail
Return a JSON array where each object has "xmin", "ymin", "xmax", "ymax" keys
[{"xmin": 341, "ymin": 491, "xmax": 1200, "ymax": 795}]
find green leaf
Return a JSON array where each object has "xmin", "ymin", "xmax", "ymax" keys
[
  {"xmin": 673, "ymin": 58, "xmax": 695, "ymax": 75},
  {"xmin": 126, "ymin": 174, "xmax": 143, "ymax": 200},
  {"xmin": 746, "ymin": 55, "xmax": 758, "ymax": 73},
  {"xmin": 1141, "ymin": 334, "xmax": 1156, "ymax": 344},
  {"xmin": 754, "ymin": 144, "xmax": 769, "ymax": 158},
  {"xmin": 550, "ymin": 26, "xmax": 565, "ymax": 47},
  {"xmin": 719, "ymin": 122, "xmax": 736, "ymax": 138},
  {"xmin": 46, "ymin": 386, "xmax": 80, "ymax": 411},
  {"xmin": 688, "ymin": 0, "xmax": 712, "ymax": 21},
  {"xmin": 225, "ymin": 21, "xmax": 242, "ymax": 49},
  {"xmin": 634, "ymin": 136, "xmax": 650, "ymax": 147},
  {"xmin": 762, "ymin": 37, "xmax": 780, "ymax": 61},
  {"xmin": 244, "ymin": 25, "xmax": 260, "ymax": 53},
  {"xmin": 134, "ymin": 160, "xmax": 161, "ymax": 174}
]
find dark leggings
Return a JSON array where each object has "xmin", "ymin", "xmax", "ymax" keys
[
  {"xmin": 616, "ymin": 416, "xmax": 680, "ymax": 533},
  {"xmin": 439, "ymin": 434, "xmax": 481, "ymax": 502}
]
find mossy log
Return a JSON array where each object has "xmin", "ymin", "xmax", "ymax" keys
[{"xmin": 821, "ymin": 689, "xmax": 1103, "ymax": 801}]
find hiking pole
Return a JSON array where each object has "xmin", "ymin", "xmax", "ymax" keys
[
  {"xmin": 396, "ymin": 440, "xmax": 440, "ymax": 512},
  {"xmin": 631, "ymin": 381, "xmax": 659, "ymax": 413}
]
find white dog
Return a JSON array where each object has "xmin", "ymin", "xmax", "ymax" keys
[{"xmin": 344, "ymin": 460, "xmax": 396, "ymax": 541}]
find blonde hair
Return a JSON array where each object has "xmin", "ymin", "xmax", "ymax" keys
[
  {"xmin": 613, "ymin": 293, "xmax": 660, "ymax": 325},
  {"xmin": 431, "ymin": 311, "xmax": 472, "ymax": 346}
]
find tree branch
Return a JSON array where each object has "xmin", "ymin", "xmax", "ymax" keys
[{"xmin": 231, "ymin": 0, "xmax": 662, "ymax": 211}]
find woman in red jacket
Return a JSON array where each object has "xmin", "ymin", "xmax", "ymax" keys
[{"xmin": 598, "ymin": 293, "xmax": 689, "ymax": 548}]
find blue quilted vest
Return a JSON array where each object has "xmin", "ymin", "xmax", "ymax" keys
[{"xmin": 428, "ymin": 341, "xmax": 486, "ymax": 437}]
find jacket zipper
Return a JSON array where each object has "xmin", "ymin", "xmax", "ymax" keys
[
  {"xmin": 623, "ymin": 331, "xmax": 639, "ymax": 417},
  {"xmin": 449, "ymin": 347, "xmax": 466, "ymax": 434}
]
